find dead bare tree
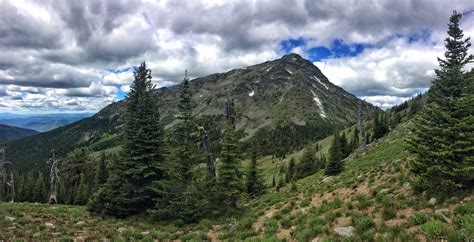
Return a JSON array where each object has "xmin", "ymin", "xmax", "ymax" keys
[
  {"xmin": 0, "ymin": 148, "xmax": 12, "ymax": 201},
  {"xmin": 358, "ymin": 101, "xmax": 367, "ymax": 154},
  {"xmin": 6, "ymin": 171, "xmax": 14, "ymax": 203}
]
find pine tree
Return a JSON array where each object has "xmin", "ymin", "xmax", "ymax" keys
[
  {"xmin": 94, "ymin": 152, "xmax": 108, "ymax": 189},
  {"xmin": 88, "ymin": 62, "xmax": 166, "ymax": 217},
  {"xmin": 20, "ymin": 173, "xmax": 34, "ymax": 202},
  {"xmin": 351, "ymin": 126, "xmax": 360, "ymax": 150},
  {"xmin": 75, "ymin": 173, "xmax": 88, "ymax": 205},
  {"xmin": 340, "ymin": 132, "xmax": 350, "ymax": 158},
  {"xmin": 297, "ymin": 147, "xmax": 317, "ymax": 178},
  {"xmin": 61, "ymin": 148, "xmax": 94, "ymax": 205},
  {"xmin": 373, "ymin": 113, "xmax": 388, "ymax": 140},
  {"xmin": 152, "ymin": 72, "xmax": 205, "ymax": 222},
  {"xmin": 326, "ymin": 131, "xmax": 344, "ymax": 176},
  {"xmin": 408, "ymin": 11, "xmax": 473, "ymax": 190},
  {"xmin": 32, "ymin": 172, "xmax": 47, "ymax": 203},
  {"xmin": 246, "ymin": 151, "xmax": 264, "ymax": 197},
  {"xmin": 217, "ymin": 98, "xmax": 242, "ymax": 213},
  {"xmin": 286, "ymin": 157, "xmax": 296, "ymax": 182}
]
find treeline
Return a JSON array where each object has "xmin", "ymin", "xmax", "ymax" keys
[{"xmin": 243, "ymin": 120, "xmax": 334, "ymax": 158}]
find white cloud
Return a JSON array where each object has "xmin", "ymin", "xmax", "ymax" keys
[{"xmin": 0, "ymin": 0, "xmax": 473, "ymax": 112}]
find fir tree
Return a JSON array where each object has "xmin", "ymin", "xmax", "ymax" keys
[
  {"xmin": 408, "ymin": 11, "xmax": 473, "ymax": 190},
  {"xmin": 286, "ymin": 157, "xmax": 296, "ymax": 182},
  {"xmin": 32, "ymin": 172, "xmax": 47, "ymax": 203},
  {"xmin": 88, "ymin": 62, "xmax": 166, "ymax": 217},
  {"xmin": 75, "ymin": 173, "xmax": 88, "ymax": 205},
  {"xmin": 351, "ymin": 126, "xmax": 360, "ymax": 150},
  {"xmin": 246, "ymin": 151, "xmax": 264, "ymax": 197},
  {"xmin": 326, "ymin": 131, "xmax": 344, "ymax": 176},
  {"xmin": 152, "ymin": 72, "xmax": 205, "ymax": 222},
  {"xmin": 340, "ymin": 132, "xmax": 350, "ymax": 158},
  {"xmin": 217, "ymin": 98, "xmax": 242, "ymax": 212},
  {"xmin": 94, "ymin": 152, "xmax": 108, "ymax": 189},
  {"xmin": 373, "ymin": 113, "xmax": 389, "ymax": 140},
  {"xmin": 297, "ymin": 147, "xmax": 318, "ymax": 178}
]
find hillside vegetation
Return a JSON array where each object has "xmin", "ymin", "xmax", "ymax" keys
[{"xmin": 1, "ymin": 121, "xmax": 472, "ymax": 241}]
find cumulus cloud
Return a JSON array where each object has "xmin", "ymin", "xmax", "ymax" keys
[{"xmin": 0, "ymin": 0, "xmax": 473, "ymax": 112}]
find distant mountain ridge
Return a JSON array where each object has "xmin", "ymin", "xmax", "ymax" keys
[
  {"xmin": 0, "ymin": 113, "xmax": 93, "ymax": 132},
  {"xmin": 5, "ymin": 53, "xmax": 379, "ymax": 172},
  {"xmin": 0, "ymin": 124, "xmax": 39, "ymax": 141}
]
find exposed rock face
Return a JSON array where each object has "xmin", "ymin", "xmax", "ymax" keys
[{"xmin": 334, "ymin": 226, "xmax": 355, "ymax": 237}]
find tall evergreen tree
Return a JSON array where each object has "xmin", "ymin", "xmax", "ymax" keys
[
  {"xmin": 297, "ymin": 147, "xmax": 318, "ymax": 178},
  {"xmin": 408, "ymin": 11, "xmax": 473, "ymax": 190},
  {"xmin": 75, "ymin": 173, "xmax": 88, "ymax": 205},
  {"xmin": 326, "ymin": 131, "xmax": 344, "ymax": 176},
  {"xmin": 152, "ymin": 72, "xmax": 205, "ymax": 222},
  {"xmin": 32, "ymin": 172, "xmax": 47, "ymax": 203},
  {"xmin": 217, "ymin": 98, "xmax": 242, "ymax": 212},
  {"xmin": 88, "ymin": 62, "xmax": 166, "ymax": 217},
  {"xmin": 373, "ymin": 113, "xmax": 388, "ymax": 140},
  {"xmin": 286, "ymin": 157, "xmax": 296, "ymax": 182},
  {"xmin": 94, "ymin": 152, "xmax": 109, "ymax": 189},
  {"xmin": 246, "ymin": 151, "xmax": 264, "ymax": 197},
  {"xmin": 61, "ymin": 148, "xmax": 94, "ymax": 205}
]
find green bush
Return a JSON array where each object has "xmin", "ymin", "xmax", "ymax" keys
[
  {"xmin": 354, "ymin": 216, "xmax": 375, "ymax": 232},
  {"xmin": 411, "ymin": 212, "xmax": 429, "ymax": 225},
  {"xmin": 198, "ymin": 219, "xmax": 213, "ymax": 230},
  {"xmin": 264, "ymin": 219, "xmax": 279, "ymax": 235},
  {"xmin": 421, "ymin": 221, "xmax": 446, "ymax": 238},
  {"xmin": 382, "ymin": 208, "xmax": 397, "ymax": 220},
  {"xmin": 455, "ymin": 204, "xmax": 474, "ymax": 215}
]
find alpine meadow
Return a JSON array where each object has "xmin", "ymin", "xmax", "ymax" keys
[{"xmin": 0, "ymin": 1, "xmax": 473, "ymax": 241}]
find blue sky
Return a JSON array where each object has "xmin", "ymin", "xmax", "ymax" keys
[{"xmin": 0, "ymin": 0, "xmax": 473, "ymax": 113}]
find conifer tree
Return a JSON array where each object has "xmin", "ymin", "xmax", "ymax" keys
[
  {"xmin": 340, "ymin": 132, "xmax": 350, "ymax": 158},
  {"xmin": 33, "ymin": 172, "xmax": 47, "ymax": 203},
  {"xmin": 286, "ymin": 157, "xmax": 296, "ymax": 182},
  {"xmin": 297, "ymin": 147, "xmax": 317, "ymax": 178},
  {"xmin": 152, "ymin": 72, "xmax": 204, "ymax": 222},
  {"xmin": 246, "ymin": 151, "xmax": 264, "ymax": 197},
  {"xmin": 351, "ymin": 126, "xmax": 359, "ymax": 150},
  {"xmin": 408, "ymin": 11, "xmax": 473, "ymax": 190},
  {"xmin": 326, "ymin": 132, "xmax": 344, "ymax": 176},
  {"xmin": 88, "ymin": 62, "xmax": 166, "ymax": 217},
  {"xmin": 94, "ymin": 152, "xmax": 108, "ymax": 189},
  {"xmin": 75, "ymin": 173, "xmax": 88, "ymax": 205},
  {"xmin": 373, "ymin": 113, "xmax": 388, "ymax": 140},
  {"xmin": 20, "ymin": 173, "xmax": 34, "ymax": 202},
  {"xmin": 217, "ymin": 98, "xmax": 242, "ymax": 212}
]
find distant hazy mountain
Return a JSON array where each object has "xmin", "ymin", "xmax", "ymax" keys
[
  {"xmin": 0, "ymin": 124, "xmax": 39, "ymax": 141},
  {"xmin": 0, "ymin": 113, "xmax": 94, "ymax": 132}
]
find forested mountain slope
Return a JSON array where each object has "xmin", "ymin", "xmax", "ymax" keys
[{"xmin": 5, "ymin": 54, "xmax": 378, "ymax": 172}]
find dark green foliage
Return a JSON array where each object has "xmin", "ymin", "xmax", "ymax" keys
[
  {"xmin": 32, "ymin": 172, "xmax": 47, "ymax": 203},
  {"xmin": 94, "ymin": 152, "xmax": 109, "ymax": 189},
  {"xmin": 408, "ymin": 11, "xmax": 474, "ymax": 190},
  {"xmin": 373, "ymin": 113, "xmax": 389, "ymax": 140},
  {"xmin": 297, "ymin": 147, "xmax": 321, "ymax": 178},
  {"xmin": 61, "ymin": 148, "xmax": 95, "ymax": 205},
  {"xmin": 217, "ymin": 127, "xmax": 242, "ymax": 212},
  {"xmin": 246, "ymin": 152, "xmax": 265, "ymax": 197},
  {"xmin": 286, "ymin": 157, "xmax": 296, "ymax": 182},
  {"xmin": 245, "ymin": 120, "xmax": 333, "ymax": 158},
  {"xmin": 152, "ymin": 75, "xmax": 210, "ymax": 222},
  {"xmin": 325, "ymin": 131, "xmax": 344, "ymax": 176},
  {"xmin": 88, "ymin": 62, "xmax": 166, "ymax": 217},
  {"xmin": 74, "ymin": 173, "xmax": 88, "ymax": 205},
  {"xmin": 340, "ymin": 132, "xmax": 351, "ymax": 157}
]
